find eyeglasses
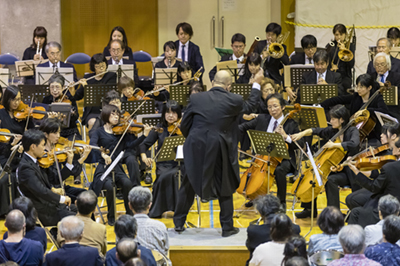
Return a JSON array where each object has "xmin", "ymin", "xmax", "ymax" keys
[
  {"xmin": 50, "ymin": 85, "xmax": 62, "ymax": 90},
  {"xmin": 110, "ymin": 48, "xmax": 122, "ymax": 53},
  {"xmin": 95, "ymin": 63, "xmax": 106, "ymax": 70},
  {"xmin": 232, "ymin": 45, "xmax": 244, "ymax": 49}
]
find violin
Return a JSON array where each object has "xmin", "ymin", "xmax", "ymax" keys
[
  {"xmin": 13, "ymin": 102, "xmax": 48, "ymax": 121},
  {"xmin": 167, "ymin": 123, "xmax": 182, "ymax": 136},
  {"xmin": 57, "ymin": 137, "xmax": 110, "ymax": 154},
  {"xmin": 353, "ymin": 155, "xmax": 397, "ymax": 171},
  {"xmin": 127, "ymin": 89, "xmax": 151, "ymax": 101},
  {"xmin": 38, "ymin": 144, "xmax": 69, "ymax": 168},
  {"xmin": 0, "ymin": 128, "xmax": 19, "ymax": 143}
]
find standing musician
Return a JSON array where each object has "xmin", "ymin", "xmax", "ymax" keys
[
  {"xmin": 320, "ymin": 73, "xmax": 389, "ymax": 146},
  {"xmin": 139, "ymin": 100, "xmax": 183, "ymax": 218},
  {"xmin": 89, "ymin": 104, "xmax": 152, "ymax": 226},
  {"xmin": 239, "ymin": 93, "xmax": 303, "ymax": 208},
  {"xmin": 291, "ymin": 105, "xmax": 360, "ymax": 218},
  {"xmin": 387, "ymin": 27, "xmax": 400, "ymax": 47},
  {"xmin": 325, "ymin": 24, "xmax": 355, "ymax": 91},
  {"xmin": 290, "ymin": 34, "xmax": 317, "ymax": 65},
  {"xmin": 367, "ymin": 37, "xmax": 400, "ymax": 75},
  {"xmin": 209, "ymin": 33, "xmax": 247, "ymax": 82},
  {"xmin": 253, "ymin": 22, "xmax": 290, "ymax": 85},
  {"xmin": 22, "ymin": 26, "xmax": 48, "ymax": 61},
  {"xmin": 103, "ymin": 26, "xmax": 134, "ymax": 61},
  {"xmin": 173, "ymin": 70, "xmax": 262, "ymax": 236},
  {"xmin": 237, "ymin": 53, "xmax": 264, "ymax": 84}
]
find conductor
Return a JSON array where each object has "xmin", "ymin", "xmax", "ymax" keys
[{"xmin": 173, "ymin": 70, "xmax": 263, "ymax": 237}]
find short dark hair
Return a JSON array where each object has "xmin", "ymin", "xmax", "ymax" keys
[
  {"xmin": 255, "ymin": 194, "xmax": 281, "ymax": 220},
  {"xmin": 333, "ymin": 24, "xmax": 346, "ymax": 35},
  {"xmin": 285, "ymin": 256, "xmax": 309, "ymax": 266},
  {"xmin": 2, "ymin": 85, "xmax": 20, "ymax": 112},
  {"xmin": 329, "ymin": 104, "xmax": 350, "ymax": 126},
  {"xmin": 90, "ymin": 53, "xmax": 108, "ymax": 72},
  {"xmin": 266, "ymin": 23, "xmax": 282, "ymax": 35},
  {"xmin": 270, "ymin": 214, "xmax": 293, "ymax": 242},
  {"xmin": 102, "ymin": 90, "xmax": 121, "ymax": 107},
  {"xmin": 39, "ymin": 118, "xmax": 61, "ymax": 134},
  {"xmin": 383, "ymin": 215, "xmax": 400, "ymax": 244},
  {"xmin": 118, "ymin": 76, "xmax": 135, "ymax": 92},
  {"xmin": 110, "ymin": 39, "xmax": 126, "ymax": 51},
  {"xmin": 189, "ymin": 81, "xmax": 203, "ymax": 95},
  {"xmin": 31, "ymin": 26, "xmax": 47, "ymax": 50},
  {"xmin": 387, "ymin": 27, "xmax": 400, "ymax": 40},
  {"xmin": 128, "ymin": 187, "xmax": 152, "ymax": 213},
  {"xmin": 9, "ymin": 197, "xmax": 37, "ymax": 231},
  {"xmin": 313, "ymin": 50, "xmax": 329, "ymax": 64},
  {"xmin": 301, "ymin": 35, "xmax": 317, "ymax": 49},
  {"xmin": 161, "ymin": 100, "xmax": 182, "ymax": 127},
  {"xmin": 378, "ymin": 194, "xmax": 400, "ymax": 218},
  {"xmin": 107, "ymin": 26, "xmax": 129, "ymax": 49},
  {"xmin": 22, "ymin": 129, "xmax": 46, "ymax": 152},
  {"xmin": 282, "ymin": 236, "xmax": 308, "ymax": 265},
  {"xmin": 356, "ymin": 73, "xmax": 379, "ymax": 91},
  {"xmin": 5, "ymin": 210, "xmax": 25, "ymax": 234},
  {"xmin": 266, "ymin": 93, "xmax": 286, "ymax": 109},
  {"xmin": 116, "ymin": 238, "xmax": 138, "ymax": 263},
  {"xmin": 247, "ymin": 53, "xmax": 262, "ymax": 66},
  {"xmin": 114, "ymin": 215, "xmax": 138, "ymax": 239},
  {"xmin": 101, "ymin": 104, "xmax": 119, "ymax": 124},
  {"xmin": 178, "ymin": 62, "xmax": 192, "ymax": 74},
  {"xmin": 163, "ymin": 41, "xmax": 176, "ymax": 52},
  {"xmin": 176, "ymin": 22, "xmax": 193, "ymax": 38},
  {"xmin": 231, "ymin": 33, "xmax": 246, "ymax": 45},
  {"xmin": 48, "ymin": 74, "xmax": 65, "ymax": 87},
  {"xmin": 387, "ymin": 123, "xmax": 400, "ymax": 138},
  {"xmin": 77, "ymin": 190, "xmax": 97, "ymax": 215},
  {"xmin": 317, "ymin": 206, "xmax": 344, "ymax": 235}
]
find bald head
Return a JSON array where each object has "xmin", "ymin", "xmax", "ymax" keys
[
  {"xmin": 116, "ymin": 238, "xmax": 139, "ymax": 263},
  {"xmin": 213, "ymin": 70, "xmax": 232, "ymax": 90},
  {"xmin": 5, "ymin": 209, "xmax": 26, "ymax": 234}
]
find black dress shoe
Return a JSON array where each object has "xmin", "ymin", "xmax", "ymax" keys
[
  {"xmin": 244, "ymin": 201, "xmax": 254, "ymax": 208},
  {"xmin": 74, "ymin": 176, "xmax": 81, "ymax": 184},
  {"xmin": 108, "ymin": 217, "xmax": 115, "ymax": 226},
  {"xmin": 295, "ymin": 208, "xmax": 317, "ymax": 219},
  {"xmin": 116, "ymin": 191, "xmax": 123, "ymax": 200},
  {"xmin": 144, "ymin": 174, "xmax": 153, "ymax": 185},
  {"xmin": 222, "ymin": 227, "xmax": 240, "ymax": 237},
  {"xmin": 280, "ymin": 203, "xmax": 286, "ymax": 213},
  {"xmin": 174, "ymin": 226, "xmax": 186, "ymax": 233}
]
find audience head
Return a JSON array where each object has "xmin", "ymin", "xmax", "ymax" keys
[
  {"xmin": 116, "ymin": 238, "xmax": 139, "ymax": 263},
  {"xmin": 255, "ymin": 194, "xmax": 281, "ymax": 221},
  {"xmin": 114, "ymin": 215, "xmax": 138, "ymax": 240},
  {"xmin": 382, "ymin": 215, "xmax": 400, "ymax": 244},
  {"xmin": 124, "ymin": 258, "xmax": 146, "ymax": 266},
  {"xmin": 102, "ymin": 90, "xmax": 121, "ymax": 109},
  {"xmin": 282, "ymin": 236, "xmax": 308, "ymax": 265},
  {"xmin": 376, "ymin": 37, "xmax": 391, "ymax": 54},
  {"xmin": 329, "ymin": 104, "xmax": 350, "ymax": 128},
  {"xmin": 301, "ymin": 35, "xmax": 317, "ymax": 59},
  {"xmin": 338, "ymin": 225, "xmax": 365, "ymax": 254},
  {"xmin": 317, "ymin": 206, "xmax": 344, "ymax": 235},
  {"xmin": 231, "ymin": 33, "xmax": 246, "ymax": 58},
  {"xmin": 161, "ymin": 100, "xmax": 182, "ymax": 127},
  {"xmin": 45, "ymin": 41, "xmax": 62, "ymax": 64},
  {"xmin": 128, "ymin": 187, "xmax": 153, "ymax": 214},
  {"xmin": 387, "ymin": 27, "xmax": 400, "ymax": 47},
  {"xmin": 2, "ymin": 85, "xmax": 21, "ymax": 112},
  {"xmin": 5, "ymin": 209, "xmax": 25, "ymax": 234},
  {"xmin": 108, "ymin": 26, "xmax": 129, "ymax": 49},
  {"xmin": 313, "ymin": 50, "xmax": 329, "ymax": 74},
  {"xmin": 59, "ymin": 215, "xmax": 84, "ymax": 242},
  {"xmin": 9, "ymin": 197, "xmax": 37, "ymax": 231},
  {"xmin": 76, "ymin": 190, "xmax": 98, "ymax": 216},
  {"xmin": 270, "ymin": 213, "xmax": 293, "ymax": 242},
  {"xmin": 22, "ymin": 129, "xmax": 46, "ymax": 158},
  {"xmin": 176, "ymin": 22, "xmax": 193, "ymax": 44},
  {"xmin": 213, "ymin": 70, "xmax": 233, "ymax": 91},
  {"xmin": 90, "ymin": 53, "xmax": 108, "ymax": 73},
  {"xmin": 101, "ymin": 104, "xmax": 120, "ymax": 125},
  {"xmin": 265, "ymin": 22, "xmax": 282, "ymax": 43},
  {"xmin": 32, "ymin": 26, "xmax": 47, "ymax": 49},
  {"xmin": 333, "ymin": 24, "xmax": 346, "ymax": 43},
  {"xmin": 378, "ymin": 194, "xmax": 400, "ymax": 219},
  {"xmin": 284, "ymin": 256, "xmax": 309, "ymax": 266}
]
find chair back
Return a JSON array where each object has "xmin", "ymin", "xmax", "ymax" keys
[
  {"xmin": 132, "ymin": 50, "xmax": 152, "ymax": 62},
  {"xmin": 310, "ymin": 249, "xmax": 344, "ymax": 266},
  {"xmin": 151, "ymin": 249, "xmax": 172, "ymax": 266},
  {"xmin": 65, "ymin": 53, "xmax": 91, "ymax": 64},
  {"xmin": 0, "ymin": 53, "xmax": 19, "ymax": 65}
]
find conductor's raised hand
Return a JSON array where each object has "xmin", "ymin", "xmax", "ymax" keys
[{"xmin": 253, "ymin": 69, "xmax": 264, "ymax": 85}]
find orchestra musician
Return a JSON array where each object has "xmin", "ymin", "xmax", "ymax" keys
[
  {"xmin": 387, "ymin": 27, "xmax": 400, "ymax": 47},
  {"xmin": 155, "ymin": 41, "xmax": 180, "ymax": 69},
  {"xmin": 367, "ymin": 38, "xmax": 400, "ymax": 74},
  {"xmin": 22, "ymin": 26, "xmax": 48, "ymax": 61},
  {"xmin": 103, "ymin": 26, "xmax": 134, "ymax": 61},
  {"xmin": 290, "ymin": 34, "xmax": 317, "ymax": 65},
  {"xmin": 237, "ymin": 53, "xmax": 264, "ymax": 84},
  {"xmin": 177, "ymin": 62, "xmax": 195, "ymax": 85},
  {"xmin": 291, "ymin": 105, "xmax": 360, "ymax": 218}
]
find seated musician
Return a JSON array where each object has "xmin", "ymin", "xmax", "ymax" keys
[
  {"xmin": 253, "ymin": 22, "xmax": 289, "ymax": 85},
  {"xmin": 17, "ymin": 129, "xmax": 76, "ymax": 226},
  {"xmin": 103, "ymin": 26, "xmax": 134, "ymax": 61},
  {"xmin": 155, "ymin": 41, "xmax": 180, "ymax": 69},
  {"xmin": 174, "ymin": 22, "xmax": 204, "ymax": 81},
  {"xmin": 108, "ymin": 39, "xmax": 139, "ymax": 86},
  {"xmin": 237, "ymin": 53, "xmax": 264, "ymax": 84},
  {"xmin": 177, "ymin": 61, "xmax": 195, "ymax": 85},
  {"xmin": 239, "ymin": 93, "xmax": 303, "ymax": 208},
  {"xmin": 139, "ymin": 100, "xmax": 183, "ymax": 218},
  {"xmin": 89, "ymin": 104, "xmax": 151, "ymax": 226},
  {"xmin": 38, "ymin": 118, "xmax": 90, "ymax": 196},
  {"xmin": 291, "ymin": 105, "xmax": 360, "ymax": 218},
  {"xmin": 347, "ymin": 137, "xmax": 400, "ymax": 227},
  {"xmin": 325, "ymin": 24, "xmax": 355, "ymax": 91},
  {"xmin": 321, "ymin": 73, "xmax": 390, "ymax": 146},
  {"xmin": 387, "ymin": 27, "xmax": 400, "ymax": 47},
  {"xmin": 290, "ymin": 34, "xmax": 317, "ymax": 65},
  {"xmin": 209, "ymin": 33, "xmax": 247, "ymax": 82},
  {"xmin": 367, "ymin": 38, "xmax": 400, "ymax": 74},
  {"xmin": 75, "ymin": 53, "xmax": 117, "ymax": 129},
  {"xmin": 42, "ymin": 74, "xmax": 81, "ymax": 140}
]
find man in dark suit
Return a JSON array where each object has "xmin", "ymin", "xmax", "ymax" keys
[
  {"xmin": 209, "ymin": 33, "xmax": 246, "ymax": 82},
  {"xmin": 239, "ymin": 93, "xmax": 303, "ymax": 207},
  {"xmin": 254, "ymin": 23, "xmax": 290, "ymax": 84},
  {"xmin": 290, "ymin": 35, "xmax": 317, "ymax": 65},
  {"xmin": 173, "ymin": 70, "xmax": 262, "ymax": 237},
  {"xmin": 44, "ymin": 216, "xmax": 103, "ymax": 266},
  {"xmin": 175, "ymin": 22, "xmax": 204, "ymax": 81},
  {"xmin": 367, "ymin": 37, "xmax": 400, "ymax": 75},
  {"xmin": 17, "ymin": 129, "xmax": 75, "ymax": 226},
  {"xmin": 347, "ymin": 137, "xmax": 400, "ymax": 228}
]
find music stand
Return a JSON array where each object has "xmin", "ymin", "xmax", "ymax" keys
[
  {"xmin": 284, "ymin": 64, "xmax": 314, "ymax": 88},
  {"xmin": 157, "ymin": 135, "xmax": 185, "ymax": 186},
  {"xmin": 49, "ymin": 103, "xmax": 72, "ymax": 127},
  {"xmin": 381, "ymin": 86, "xmax": 398, "ymax": 106},
  {"xmin": 0, "ymin": 68, "xmax": 9, "ymax": 87},
  {"xmin": 300, "ymin": 84, "xmax": 338, "ymax": 105},
  {"xmin": 121, "ymin": 100, "xmax": 155, "ymax": 115},
  {"xmin": 136, "ymin": 114, "xmax": 162, "ymax": 127},
  {"xmin": 215, "ymin": 47, "xmax": 233, "ymax": 57},
  {"xmin": 15, "ymin": 59, "xmax": 49, "ymax": 77},
  {"xmin": 247, "ymin": 130, "xmax": 290, "ymax": 194},
  {"xmin": 154, "ymin": 68, "xmax": 178, "ymax": 85},
  {"xmin": 217, "ymin": 60, "xmax": 245, "ymax": 83},
  {"xmin": 375, "ymin": 111, "xmax": 399, "ymax": 125},
  {"xmin": 0, "ymin": 143, "xmax": 22, "ymax": 204},
  {"xmin": 18, "ymin": 84, "xmax": 50, "ymax": 103},
  {"xmin": 284, "ymin": 105, "xmax": 328, "ymax": 130},
  {"xmin": 107, "ymin": 64, "xmax": 135, "ymax": 83},
  {"xmin": 35, "ymin": 67, "xmax": 74, "ymax": 85},
  {"xmin": 84, "ymin": 84, "xmax": 118, "ymax": 107},
  {"xmin": 170, "ymin": 85, "xmax": 190, "ymax": 106},
  {"xmin": 231, "ymin": 84, "xmax": 253, "ymax": 100}
]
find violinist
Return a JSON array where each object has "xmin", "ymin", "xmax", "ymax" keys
[
  {"xmin": 320, "ymin": 73, "xmax": 390, "ymax": 146},
  {"xmin": 89, "ymin": 104, "xmax": 152, "ymax": 226},
  {"xmin": 139, "ymin": 100, "xmax": 183, "ymax": 218},
  {"xmin": 42, "ymin": 74, "xmax": 81, "ymax": 140},
  {"xmin": 291, "ymin": 105, "xmax": 360, "ymax": 218},
  {"xmin": 237, "ymin": 53, "xmax": 264, "ymax": 84},
  {"xmin": 38, "ymin": 118, "xmax": 90, "ymax": 201},
  {"xmin": 239, "ymin": 93, "xmax": 303, "ymax": 208}
]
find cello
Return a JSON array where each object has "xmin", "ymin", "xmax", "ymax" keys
[{"xmin": 237, "ymin": 104, "xmax": 301, "ymax": 200}]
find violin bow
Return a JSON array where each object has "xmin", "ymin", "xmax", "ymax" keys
[
  {"xmin": 24, "ymin": 95, "xmax": 35, "ymax": 131},
  {"xmin": 151, "ymin": 118, "xmax": 183, "ymax": 162}
]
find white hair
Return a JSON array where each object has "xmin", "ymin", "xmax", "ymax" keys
[
  {"xmin": 45, "ymin": 41, "xmax": 62, "ymax": 53},
  {"xmin": 59, "ymin": 216, "xmax": 84, "ymax": 241},
  {"xmin": 338, "ymin": 225, "xmax": 365, "ymax": 254},
  {"xmin": 373, "ymin": 52, "xmax": 391, "ymax": 70}
]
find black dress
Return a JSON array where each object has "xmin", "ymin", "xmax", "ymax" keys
[{"xmin": 139, "ymin": 125, "xmax": 182, "ymax": 218}]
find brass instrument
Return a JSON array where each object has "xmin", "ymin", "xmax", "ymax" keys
[
  {"xmin": 265, "ymin": 32, "xmax": 290, "ymax": 60},
  {"xmin": 338, "ymin": 25, "xmax": 355, "ymax": 62}
]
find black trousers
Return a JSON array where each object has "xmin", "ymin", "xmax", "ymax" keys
[
  {"xmin": 274, "ymin": 160, "xmax": 293, "ymax": 204},
  {"xmin": 121, "ymin": 151, "xmax": 140, "ymax": 187},
  {"xmin": 346, "ymin": 188, "xmax": 373, "ymax": 210},
  {"xmin": 102, "ymin": 172, "xmax": 133, "ymax": 219},
  {"xmin": 347, "ymin": 206, "xmax": 380, "ymax": 228}
]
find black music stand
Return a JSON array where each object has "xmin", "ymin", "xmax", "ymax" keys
[
  {"xmin": 49, "ymin": 103, "xmax": 72, "ymax": 128},
  {"xmin": 170, "ymin": 85, "xmax": 190, "ymax": 106},
  {"xmin": 300, "ymin": 84, "xmax": 338, "ymax": 105},
  {"xmin": 121, "ymin": 100, "xmax": 155, "ymax": 115},
  {"xmin": 18, "ymin": 85, "xmax": 50, "ymax": 103},
  {"xmin": 84, "ymin": 84, "xmax": 118, "ymax": 107},
  {"xmin": 136, "ymin": 114, "xmax": 162, "ymax": 127},
  {"xmin": 0, "ymin": 143, "xmax": 21, "ymax": 204},
  {"xmin": 231, "ymin": 84, "xmax": 253, "ymax": 100},
  {"xmin": 107, "ymin": 64, "xmax": 135, "ymax": 83},
  {"xmin": 154, "ymin": 68, "xmax": 178, "ymax": 85},
  {"xmin": 284, "ymin": 105, "xmax": 327, "ymax": 130},
  {"xmin": 381, "ymin": 86, "xmax": 398, "ymax": 106},
  {"xmin": 284, "ymin": 64, "xmax": 315, "ymax": 88}
]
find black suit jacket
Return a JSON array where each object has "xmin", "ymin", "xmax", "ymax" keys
[
  {"xmin": 371, "ymin": 71, "xmax": 400, "ymax": 120},
  {"xmin": 181, "ymin": 86, "xmax": 260, "ymax": 200},
  {"xmin": 174, "ymin": 40, "xmax": 204, "ymax": 76},
  {"xmin": 301, "ymin": 69, "xmax": 345, "ymax": 96},
  {"xmin": 107, "ymin": 58, "xmax": 139, "ymax": 87},
  {"xmin": 44, "ymin": 243, "xmax": 103, "ymax": 266},
  {"xmin": 367, "ymin": 56, "xmax": 400, "ymax": 74},
  {"xmin": 36, "ymin": 61, "xmax": 78, "ymax": 83},
  {"xmin": 290, "ymin": 52, "xmax": 306, "ymax": 65}
]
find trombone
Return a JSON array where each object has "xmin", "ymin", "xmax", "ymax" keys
[
  {"xmin": 330, "ymin": 25, "xmax": 355, "ymax": 71},
  {"xmin": 260, "ymin": 32, "xmax": 290, "ymax": 66}
]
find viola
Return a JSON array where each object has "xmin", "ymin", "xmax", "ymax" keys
[
  {"xmin": 13, "ymin": 102, "xmax": 48, "ymax": 121},
  {"xmin": 0, "ymin": 128, "xmax": 19, "ymax": 143}
]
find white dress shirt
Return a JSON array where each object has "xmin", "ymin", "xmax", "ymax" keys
[
  {"xmin": 305, "ymin": 54, "xmax": 313, "ymax": 64},
  {"xmin": 267, "ymin": 115, "xmax": 292, "ymax": 143},
  {"xmin": 232, "ymin": 54, "xmax": 245, "ymax": 63},
  {"xmin": 112, "ymin": 58, "xmax": 123, "ymax": 65},
  {"xmin": 317, "ymin": 70, "xmax": 327, "ymax": 82}
]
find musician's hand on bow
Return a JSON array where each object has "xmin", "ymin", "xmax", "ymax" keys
[
  {"xmin": 143, "ymin": 124, "xmax": 152, "ymax": 137},
  {"xmin": 101, "ymin": 152, "xmax": 112, "ymax": 165},
  {"xmin": 275, "ymin": 125, "xmax": 287, "ymax": 139},
  {"xmin": 11, "ymin": 134, "xmax": 22, "ymax": 146},
  {"xmin": 66, "ymin": 149, "xmax": 74, "ymax": 165},
  {"xmin": 79, "ymin": 78, "xmax": 88, "ymax": 87},
  {"xmin": 141, "ymin": 154, "xmax": 153, "ymax": 167},
  {"xmin": 348, "ymin": 160, "xmax": 360, "ymax": 175},
  {"xmin": 291, "ymin": 132, "xmax": 304, "ymax": 142}
]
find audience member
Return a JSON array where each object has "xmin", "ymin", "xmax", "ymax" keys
[
  {"xmin": 365, "ymin": 194, "xmax": 400, "ymax": 246},
  {"xmin": 249, "ymin": 214, "xmax": 294, "ymax": 266},
  {"xmin": 282, "ymin": 236, "xmax": 308, "ymax": 265},
  {"xmin": 105, "ymin": 215, "xmax": 156, "ymax": 266},
  {"xmin": 116, "ymin": 238, "xmax": 139, "ymax": 264},
  {"xmin": 284, "ymin": 256, "xmax": 309, "ymax": 266},
  {"xmin": 128, "ymin": 187, "xmax": 169, "ymax": 256},
  {"xmin": 0, "ymin": 210, "xmax": 43, "ymax": 266},
  {"xmin": 44, "ymin": 216, "xmax": 103, "ymax": 266},
  {"xmin": 57, "ymin": 190, "xmax": 107, "ymax": 256},
  {"xmin": 0, "ymin": 262, "xmax": 20, "ymax": 266},
  {"xmin": 308, "ymin": 206, "xmax": 344, "ymax": 255},
  {"xmin": 365, "ymin": 215, "xmax": 400, "ymax": 266},
  {"xmin": 328, "ymin": 225, "xmax": 381, "ymax": 266}
]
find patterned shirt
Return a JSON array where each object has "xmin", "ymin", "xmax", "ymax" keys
[
  {"xmin": 365, "ymin": 242, "xmax": 400, "ymax": 266},
  {"xmin": 134, "ymin": 213, "xmax": 169, "ymax": 256},
  {"xmin": 329, "ymin": 254, "xmax": 382, "ymax": 266},
  {"xmin": 308, "ymin": 233, "xmax": 343, "ymax": 256}
]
